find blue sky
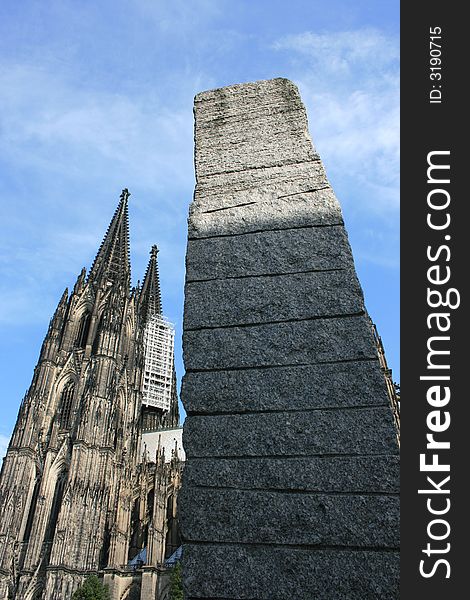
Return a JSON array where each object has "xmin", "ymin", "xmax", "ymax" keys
[{"xmin": 0, "ymin": 0, "xmax": 399, "ymax": 457}]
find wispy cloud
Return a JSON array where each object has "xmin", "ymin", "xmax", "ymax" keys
[
  {"xmin": 0, "ymin": 434, "xmax": 9, "ymax": 460},
  {"xmin": 0, "ymin": 58, "xmax": 197, "ymax": 325},
  {"xmin": 134, "ymin": 0, "xmax": 226, "ymax": 34},
  {"xmin": 272, "ymin": 28, "xmax": 399, "ymax": 280},
  {"xmin": 273, "ymin": 28, "xmax": 399, "ymax": 215},
  {"xmin": 273, "ymin": 29, "xmax": 398, "ymax": 74},
  {"xmin": 0, "ymin": 62, "xmax": 195, "ymax": 189},
  {"xmin": 0, "ymin": 4, "xmax": 399, "ymax": 439}
]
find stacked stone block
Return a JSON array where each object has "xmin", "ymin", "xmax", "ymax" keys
[{"xmin": 180, "ymin": 78, "xmax": 399, "ymax": 599}]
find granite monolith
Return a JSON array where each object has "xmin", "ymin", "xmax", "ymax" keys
[{"xmin": 180, "ymin": 78, "xmax": 399, "ymax": 600}]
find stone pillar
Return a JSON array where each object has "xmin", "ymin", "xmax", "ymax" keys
[
  {"xmin": 180, "ymin": 78, "xmax": 399, "ymax": 599},
  {"xmin": 140, "ymin": 567, "xmax": 158, "ymax": 600}
]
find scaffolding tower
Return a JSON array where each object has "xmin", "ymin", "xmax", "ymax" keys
[{"xmin": 142, "ymin": 314, "xmax": 175, "ymax": 411}]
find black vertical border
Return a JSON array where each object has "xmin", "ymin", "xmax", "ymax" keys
[{"xmin": 401, "ymin": 3, "xmax": 467, "ymax": 598}]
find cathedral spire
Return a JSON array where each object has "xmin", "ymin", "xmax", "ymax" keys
[
  {"xmin": 88, "ymin": 189, "xmax": 131, "ymax": 292},
  {"xmin": 39, "ymin": 287, "xmax": 69, "ymax": 362},
  {"xmin": 52, "ymin": 287, "xmax": 68, "ymax": 326},
  {"xmin": 46, "ymin": 287, "xmax": 69, "ymax": 335},
  {"xmin": 54, "ymin": 288, "xmax": 69, "ymax": 321},
  {"xmin": 139, "ymin": 245, "xmax": 162, "ymax": 322}
]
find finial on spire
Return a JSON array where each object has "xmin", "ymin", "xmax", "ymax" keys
[
  {"xmin": 59, "ymin": 287, "xmax": 69, "ymax": 306},
  {"xmin": 139, "ymin": 244, "xmax": 163, "ymax": 320},
  {"xmin": 88, "ymin": 190, "xmax": 131, "ymax": 291},
  {"xmin": 47, "ymin": 287, "xmax": 69, "ymax": 334}
]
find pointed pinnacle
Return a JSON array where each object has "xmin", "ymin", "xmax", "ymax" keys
[
  {"xmin": 140, "ymin": 243, "xmax": 163, "ymax": 320},
  {"xmin": 53, "ymin": 288, "xmax": 69, "ymax": 317},
  {"xmin": 88, "ymin": 190, "xmax": 131, "ymax": 291},
  {"xmin": 50, "ymin": 287, "xmax": 69, "ymax": 330}
]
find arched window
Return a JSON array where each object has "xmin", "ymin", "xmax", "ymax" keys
[
  {"xmin": 59, "ymin": 382, "xmax": 75, "ymax": 429},
  {"xmin": 44, "ymin": 469, "xmax": 67, "ymax": 563},
  {"xmin": 92, "ymin": 314, "xmax": 104, "ymax": 355},
  {"xmin": 75, "ymin": 313, "xmax": 91, "ymax": 348},
  {"xmin": 128, "ymin": 499, "xmax": 143, "ymax": 562},
  {"xmin": 164, "ymin": 494, "xmax": 181, "ymax": 559},
  {"xmin": 100, "ymin": 524, "xmax": 111, "ymax": 569},
  {"xmin": 22, "ymin": 478, "xmax": 40, "ymax": 543}
]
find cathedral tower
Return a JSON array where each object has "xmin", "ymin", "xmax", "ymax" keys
[{"xmin": 0, "ymin": 190, "xmax": 182, "ymax": 600}]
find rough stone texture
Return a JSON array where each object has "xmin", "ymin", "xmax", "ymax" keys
[
  {"xmin": 183, "ymin": 455, "xmax": 400, "ymax": 493},
  {"xmin": 182, "ymin": 408, "xmax": 398, "ymax": 457},
  {"xmin": 181, "ymin": 78, "xmax": 399, "ymax": 599},
  {"xmin": 182, "ymin": 360, "xmax": 391, "ymax": 413},
  {"xmin": 194, "ymin": 161, "xmax": 330, "ymax": 213},
  {"xmin": 186, "ymin": 225, "xmax": 353, "ymax": 282},
  {"xmin": 183, "ymin": 545, "xmax": 400, "ymax": 600},
  {"xmin": 184, "ymin": 314, "xmax": 377, "ymax": 371},
  {"xmin": 194, "ymin": 79, "xmax": 317, "ymax": 177},
  {"xmin": 188, "ymin": 188, "xmax": 343, "ymax": 238},
  {"xmin": 180, "ymin": 488, "xmax": 399, "ymax": 547},
  {"xmin": 185, "ymin": 268, "xmax": 364, "ymax": 329}
]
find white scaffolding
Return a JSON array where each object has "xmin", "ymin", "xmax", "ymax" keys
[{"xmin": 142, "ymin": 314, "xmax": 175, "ymax": 411}]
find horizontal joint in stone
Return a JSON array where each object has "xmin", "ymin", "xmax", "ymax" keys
[{"xmin": 182, "ymin": 407, "xmax": 399, "ymax": 458}]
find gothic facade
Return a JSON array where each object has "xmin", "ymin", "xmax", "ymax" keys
[{"xmin": 0, "ymin": 190, "xmax": 183, "ymax": 600}]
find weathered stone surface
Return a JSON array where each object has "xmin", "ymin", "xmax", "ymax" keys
[
  {"xmin": 183, "ymin": 314, "xmax": 376, "ymax": 371},
  {"xmin": 194, "ymin": 79, "xmax": 316, "ymax": 178},
  {"xmin": 194, "ymin": 160, "xmax": 329, "ymax": 212},
  {"xmin": 184, "ymin": 269, "xmax": 364, "ymax": 329},
  {"xmin": 195, "ymin": 118, "xmax": 317, "ymax": 177},
  {"xmin": 182, "ymin": 78, "xmax": 400, "ymax": 600},
  {"xmin": 194, "ymin": 79, "xmax": 308, "ymax": 123},
  {"xmin": 182, "ymin": 544, "xmax": 400, "ymax": 600},
  {"xmin": 182, "ymin": 408, "xmax": 398, "ymax": 457},
  {"xmin": 180, "ymin": 488, "xmax": 399, "ymax": 547},
  {"xmin": 183, "ymin": 455, "xmax": 400, "ymax": 493},
  {"xmin": 189, "ymin": 188, "xmax": 342, "ymax": 238},
  {"xmin": 182, "ymin": 360, "xmax": 391, "ymax": 413},
  {"xmin": 186, "ymin": 225, "xmax": 353, "ymax": 282}
]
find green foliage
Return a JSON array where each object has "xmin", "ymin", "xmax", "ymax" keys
[
  {"xmin": 72, "ymin": 575, "xmax": 110, "ymax": 600},
  {"xmin": 170, "ymin": 562, "xmax": 183, "ymax": 600}
]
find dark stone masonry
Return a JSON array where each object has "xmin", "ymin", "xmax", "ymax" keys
[{"xmin": 180, "ymin": 78, "xmax": 399, "ymax": 599}]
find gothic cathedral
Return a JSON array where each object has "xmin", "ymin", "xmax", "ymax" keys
[{"xmin": 0, "ymin": 190, "xmax": 184, "ymax": 600}]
